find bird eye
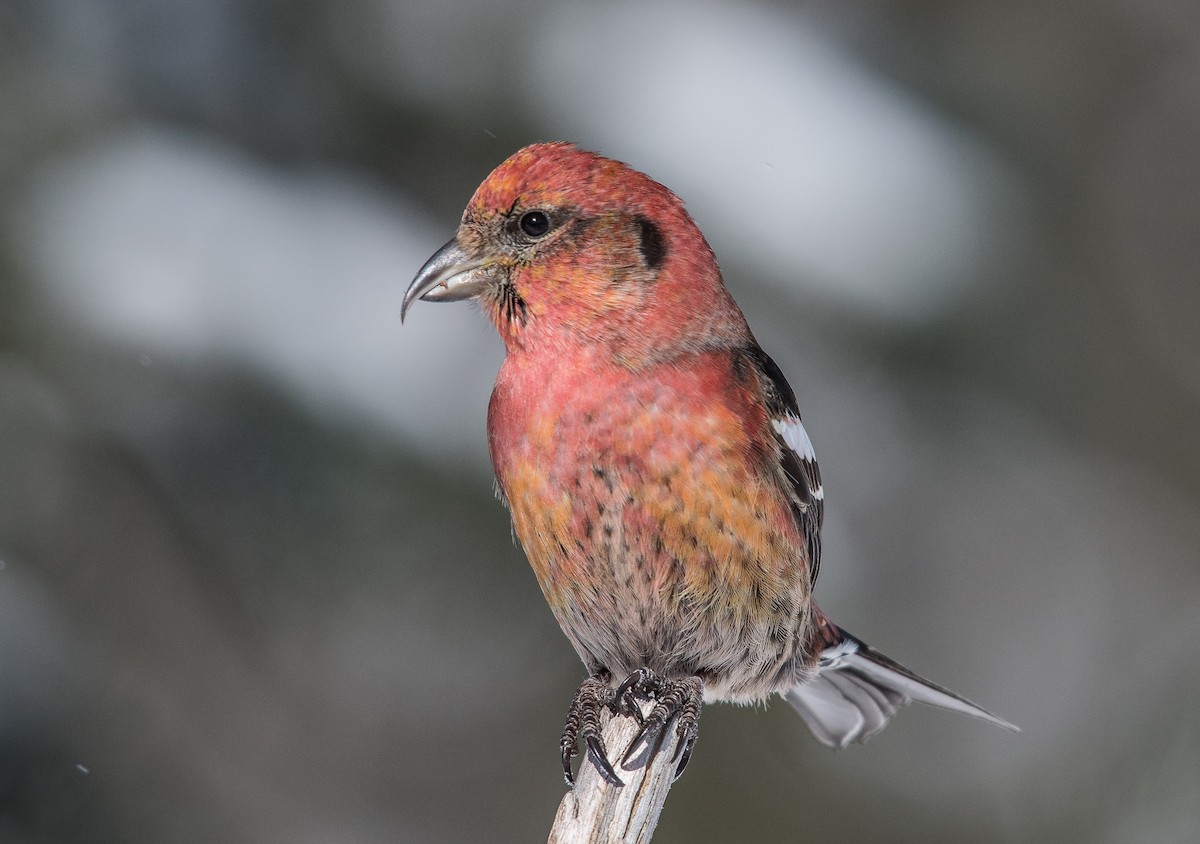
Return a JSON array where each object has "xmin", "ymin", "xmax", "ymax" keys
[{"xmin": 518, "ymin": 210, "xmax": 552, "ymax": 238}]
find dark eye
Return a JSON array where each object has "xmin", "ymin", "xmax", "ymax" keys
[{"xmin": 518, "ymin": 210, "xmax": 551, "ymax": 238}]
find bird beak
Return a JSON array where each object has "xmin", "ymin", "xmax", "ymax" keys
[{"xmin": 402, "ymin": 237, "xmax": 493, "ymax": 322}]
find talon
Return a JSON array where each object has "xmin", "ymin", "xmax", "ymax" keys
[
  {"xmin": 621, "ymin": 716, "xmax": 667, "ymax": 770},
  {"xmin": 673, "ymin": 735, "xmax": 696, "ymax": 781},
  {"xmin": 562, "ymin": 743, "xmax": 577, "ymax": 787},
  {"xmin": 671, "ymin": 715, "xmax": 700, "ymax": 780},
  {"xmin": 585, "ymin": 734, "xmax": 624, "ymax": 787},
  {"xmin": 616, "ymin": 689, "xmax": 646, "ymax": 725},
  {"xmin": 670, "ymin": 732, "xmax": 686, "ymax": 763},
  {"xmin": 615, "ymin": 668, "xmax": 655, "ymax": 700},
  {"xmin": 613, "ymin": 668, "xmax": 654, "ymax": 723}
]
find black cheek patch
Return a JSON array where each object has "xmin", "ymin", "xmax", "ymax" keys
[{"xmin": 634, "ymin": 215, "xmax": 667, "ymax": 270}]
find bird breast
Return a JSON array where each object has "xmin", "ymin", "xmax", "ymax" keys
[{"xmin": 487, "ymin": 348, "xmax": 812, "ymax": 700}]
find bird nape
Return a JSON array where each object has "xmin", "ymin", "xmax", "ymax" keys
[{"xmin": 403, "ymin": 142, "xmax": 1017, "ymax": 788}]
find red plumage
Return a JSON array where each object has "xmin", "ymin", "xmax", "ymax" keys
[{"xmin": 404, "ymin": 143, "xmax": 1015, "ymax": 786}]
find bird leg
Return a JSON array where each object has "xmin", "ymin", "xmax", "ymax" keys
[
  {"xmin": 617, "ymin": 671, "xmax": 704, "ymax": 781},
  {"xmin": 562, "ymin": 669, "xmax": 705, "ymax": 787},
  {"xmin": 560, "ymin": 674, "xmax": 623, "ymax": 787}
]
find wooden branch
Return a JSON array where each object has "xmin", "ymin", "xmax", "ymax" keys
[{"xmin": 548, "ymin": 703, "xmax": 684, "ymax": 844}]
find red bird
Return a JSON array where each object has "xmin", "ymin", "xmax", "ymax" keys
[{"xmin": 403, "ymin": 143, "xmax": 1015, "ymax": 786}]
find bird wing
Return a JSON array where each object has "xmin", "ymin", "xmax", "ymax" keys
[
  {"xmin": 742, "ymin": 345, "xmax": 825, "ymax": 587},
  {"xmin": 735, "ymin": 353, "xmax": 1017, "ymax": 747}
]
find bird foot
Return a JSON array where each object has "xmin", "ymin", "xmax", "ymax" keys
[
  {"xmin": 617, "ymin": 672, "xmax": 703, "ymax": 781},
  {"xmin": 560, "ymin": 670, "xmax": 704, "ymax": 788},
  {"xmin": 560, "ymin": 675, "xmax": 623, "ymax": 787}
]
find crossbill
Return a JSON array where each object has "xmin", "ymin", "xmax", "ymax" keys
[{"xmin": 403, "ymin": 143, "xmax": 1015, "ymax": 786}]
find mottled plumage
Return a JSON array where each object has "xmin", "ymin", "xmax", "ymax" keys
[{"xmin": 404, "ymin": 143, "xmax": 1015, "ymax": 785}]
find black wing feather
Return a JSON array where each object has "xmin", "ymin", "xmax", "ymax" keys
[{"xmin": 744, "ymin": 345, "xmax": 825, "ymax": 587}]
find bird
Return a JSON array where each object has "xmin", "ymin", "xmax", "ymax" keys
[{"xmin": 402, "ymin": 142, "xmax": 1016, "ymax": 787}]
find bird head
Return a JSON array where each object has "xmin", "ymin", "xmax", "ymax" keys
[{"xmin": 403, "ymin": 143, "xmax": 750, "ymax": 365}]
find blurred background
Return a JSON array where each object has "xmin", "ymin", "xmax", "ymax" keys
[{"xmin": 1, "ymin": 1, "xmax": 1198, "ymax": 841}]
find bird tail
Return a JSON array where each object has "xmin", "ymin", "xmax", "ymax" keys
[{"xmin": 785, "ymin": 614, "xmax": 1018, "ymax": 749}]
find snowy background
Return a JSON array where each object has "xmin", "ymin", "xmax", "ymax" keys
[{"xmin": 1, "ymin": 1, "xmax": 1198, "ymax": 841}]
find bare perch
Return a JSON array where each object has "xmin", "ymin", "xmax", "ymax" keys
[{"xmin": 548, "ymin": 703, "xmax": 685, "ymax": 844}]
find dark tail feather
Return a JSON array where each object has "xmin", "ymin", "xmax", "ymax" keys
[{"xmin": 786, "ymin": 624, "xmax": 1018, "ymax": 750}]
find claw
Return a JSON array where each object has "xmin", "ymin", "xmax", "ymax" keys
[
  {"xmin": 562, "ymin": 743, "xmax": 578, "ymax": 787},
  {"xmin": 670, "ymin": 730, "xmax": 687, "ymax": 763},
  {"xmin": 616, "ymin": 689, "xmax": 646, "ymax": 725},
  {"xmin": 671, "ymin": 716, "xmax": 700, "ymax": 780},
  {"xmin": 585, "ymin": 734, "xmax": 625, "ymax": 787},
  {"xmin": 613, "ymin": 668, "xmax": 655, "ymax": 723},
  {"xmin": 673, "ymin": 736, "xmax": 696, "ymax": 781},
  {"xmin": 621, "ymin": 717, "xmax": 668, "ymax": 771}
]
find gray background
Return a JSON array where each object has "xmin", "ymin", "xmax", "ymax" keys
[{"xmin": 1, "ymin": 1, "xmax": 1197, "ymax": 841}]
